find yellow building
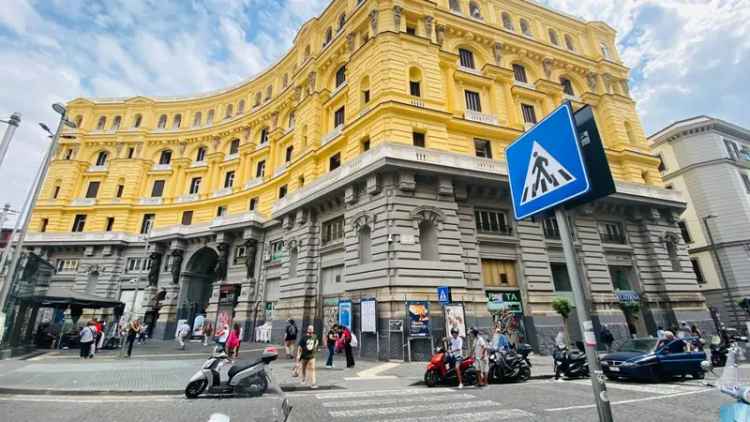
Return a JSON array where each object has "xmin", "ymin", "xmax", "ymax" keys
[{"xmin": 26, "ymin": 0, "xmax": 709, "ymax": 356}]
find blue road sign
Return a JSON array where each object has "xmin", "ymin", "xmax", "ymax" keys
[
  {"xmin": 506, "ymin": 103, "xmax": 590, "ymax": 220},
  {"xmin": 437, "ymin": 286, "xmax": 451, "ymax": 305}
]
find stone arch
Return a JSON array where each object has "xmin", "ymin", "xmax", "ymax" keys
[
  {"xmin": 450, "ymin": 40, "xmax": 490, "ymax": 68},
  {"xmin": 186, "ymin": 246, "xmax": 219, "ymax": 275},
  {"xmin": 91, "ymin": 149, "xmax": 111, "ymax": 165},
  {"xmin": 503, "ymin": 54, "xmax": 539, "ymax": 82}
]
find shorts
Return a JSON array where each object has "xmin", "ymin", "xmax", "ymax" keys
[
  {"xmin": 476, "ymin": 358, "xmax": 489, "ymax": 374},
  {"xmin": 447, "ymin": 355, "xmax": 463, "ymax": 367}
]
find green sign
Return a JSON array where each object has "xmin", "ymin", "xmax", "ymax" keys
[{"xmin": 486, "ymin": 290, "xmax": 524, "ymax": 315}]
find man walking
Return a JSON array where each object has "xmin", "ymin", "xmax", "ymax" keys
[
  {"xmin": 471, "ymin": 327, "xmax": 489, "ymax": 387},
  {"xmin": 125, "ymin": 319, "xmax": 140, "ymax": 358},
  {"xmin": 285, "ymin": 319, "xmax": 298, "ymax": 359},
  {"xmin": 176, "ymin": 320, "xmax": 192, "ymax": 350},
  {"xmin": 600, "ymin": 325, "xmax": 614, "ymax": 352},
  {"xmin": 297, "ymin": 325, "xmax": 319, "ymax": 389},
  {"xmin": 79, "ymin": 322, "xmax": 95, "ymax": 359}
]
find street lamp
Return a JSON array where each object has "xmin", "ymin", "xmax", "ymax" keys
[
  {"xmin": 0, "ymin": 104, "xmax": 76, "ymax": 345},
  {"xmin": 702, "ymin": 214, "xmax": 741, "ymax": 330},
  {"xmin": 0, "ymin": 112, "xmax": 21, "ymax": 170}
]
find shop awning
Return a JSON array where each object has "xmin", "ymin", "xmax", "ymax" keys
[{"xmin": 22, "ymin": 286, "xmax": 124, "ymax": 309}]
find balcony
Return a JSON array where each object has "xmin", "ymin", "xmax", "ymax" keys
[
  {"xmin": 190, "ymin": 160, "xmax": 208, "ymax": 168},
  {"xmin": 321, "ymin": 125, "xmax": 343, "ymax": 146},
  {"xmin": 139, "ymin": 197, "xmax": 163, "ymax": 205},
  {"xmin": 24, "ymin": 232, "xmax": 142, "ymax": 244},
  {"xmin": 458, "ymin": 65, "xmax": 482, "ymax": 76},
  {"xmin": 274, "ymin": 162, "xmax": 289, "ymax": 178},
  {"xmin": 152, "ymin": 163, "xmax": 171, "ymax": 171},
  {"xmin": 244, "ymin": 178, "xmax": 263, "ymax": 190},
  {"xmin": 212, "ymin": 187, "xmax": 232, "ymax": 198},
  {"xmin": 410, "ymin": 97, "xmax": 424, "ymax": 108},
  {"xmin": 71, "ymin": 198, "xmax": 95, "ymax": 206},
  {"xmin": 88, "ymin": 164, "xmax": 107, "ymax": 172},
  {"xmin": 176, "ymin": 193, "xmax": 199, "ymax": 203},
  {"xmin": 513, "ymin": 80, "xmax": 536, "ymax": 90},
  {"xmin": 225, "ymin": 153, "xmax": 239, "ymax": 161},
  {"xmin": 330, "ymin": 81, "xmax": 348, "ymax": 98},
  {"xmin": 600, "ymin": 233, "xmax": 627, "ymax": 245},
  {"xmin": 464, "ymin": 110, "xmax": 498, "ymax": 126}
]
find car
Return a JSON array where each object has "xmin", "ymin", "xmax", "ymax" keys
[{"xmin": 601, "ymin": 337, "xmax": 706, "ymax": 381}]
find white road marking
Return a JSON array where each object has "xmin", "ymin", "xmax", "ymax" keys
[
  {"xmin": 329, "ymin": 400, "xmax": 500, "ymax": 417},
  {"xmin": 370, "ymin": 409, "xmax": 534, "ymax": 422},
  {"xmin": 313, "ymin": 387, "xmax": 460, "ymax": 400},
  {"xmin": 322, "ymin": 393, "xmax": 476, "ymax": 408},
  {"xmin": 545, "ymin": 388, "xmax": 713, "ymax": 412},
  {"xmin": 567, "ymin": 379, "xmax": 703, "ymax": 395},
  {"xmin": 355, "ymin": 362, "xmax": 400, "ymax": 378},
  {"xmin": 207, "ymin": 414, "xmax": 230, "ymax": 422},
  {"xmin": 0, "ymin": 395, "xmax": 183, "ymax": 403},
  {"xmin": 343, "ymin": 375, "xmax": 398, "ymax": 381}
]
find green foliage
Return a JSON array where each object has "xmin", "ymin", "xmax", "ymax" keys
[{"xmin": 552, "ymin": 298, "xmax": 572, "ymax": 319}]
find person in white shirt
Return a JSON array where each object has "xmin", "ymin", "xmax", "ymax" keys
[
  {"xmin": 79, "ymin": 322, "xmax": 95, "ymax": 359},
  {"xmin": 471, "ymin": 327, "xmax": 489, "ymax": 387},
  {"xmin": 176, "ymin": 321, "xmax": 192, "ymax": 350},
  {"xmin": 448, "ymin": 328, "xmax": 464, "ymax": 389}
]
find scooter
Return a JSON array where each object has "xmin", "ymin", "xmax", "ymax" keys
[
  {"xmin": 553, "ymin": 342, "xmax": 589, "ymax": 380},
  {"xmin": 701, "ymin": 340, "xmax": 748, "ymax": 420},
  {"xmin": 711, "ymin": 332, "xmax": 747, "ymax": 368},
  {"xmin": 424, "ymin": 340, "xmax": 478, "ymax": 387},
  {"xmin": 488, "ymin": 344, "xmax": 533, "ymax": 383},
  {"xmin": 185, "ymin": 346, "xmax": 278, "ymax": 398}
]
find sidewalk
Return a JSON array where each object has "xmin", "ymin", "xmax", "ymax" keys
[{"xmin": 382, "ymin": 354, "xmax": 556, "ymax": 381}]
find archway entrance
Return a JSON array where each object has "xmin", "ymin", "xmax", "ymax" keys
[{"xmin": 178, "ymin": 247, "xmax": 218, "ymax": 327}]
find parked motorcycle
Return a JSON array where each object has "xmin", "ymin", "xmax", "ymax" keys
[
  {"xmin": 711, "ymin": 332, "xmax": 747, "ymax": 368},
  {"xmin": 488, "ymin": 344, "xmax": 533, "ymax": 383},
  {"xmin": 185, "ymin": 346, "xmax": 278, "ymax": 398},
  {"xmin": 553, "ymin": 342, "xmax": 589, "ymax": 380},
  {"xmin": 424, "ymin": 340, "xmax": 478, "ymax": 387}
]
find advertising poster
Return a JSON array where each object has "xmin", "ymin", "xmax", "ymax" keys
[
  {"xmin": 361, "ymin": 299, "xmax": 376, "ymax": 333},
  {"xmin": 338, "ymin": 299, "xmax": 352, "ymax": 331},
  {"xmin": 175, "ymin": 319, "xmax": 188, "ymax": 338},
  {"xmin": 215, "ymin": 308, "xmax": 233, "ymax": 331},
  {"xmin": 406, "ymin": 301, "xmax": 430, "ymax": 337},
  {"xmin": 444, "ymin": 303, "xmax": 466, "ymax": 338},
  {"xmin": 192, "ymin": 314, "xmax": 205, "ymax": 337}
]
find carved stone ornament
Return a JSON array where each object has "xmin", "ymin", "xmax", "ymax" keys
[
  {"xmin": 586, "ymin": 72, "xmax": 599, "ymax": 92},
  {"xmin": 212, "ymin": 136, "xmax": 221, "ymax": 151},
  {"xmin": 620, "ymin": 79, "xmax": 630, "ymax": 96},
  {"xmin": 602, "ymin": 73, "xmax": 614, "ymax": 94},
  {"xmin": 243, "ymin": 239, "xmax": 258, "ymax": 279},
  {"xmin": 352, "ymin": 212, "xmax": 371, "ymax": 231},
  {"xmin": 178, "ymin": 141, "xmax": 187, "ymax": 156},
  {"xmin": 542, "ymin": 58, "xmax": 554, "ymax": 79},
  {"xmin": 424, "ymin": 16, "xmax": 434, "ymax": 39},
  {"xmin": 493, "ymin": 42, "xmax": 503, "ymax": 65},
  {"xmin": 147, "ymin": 252, "xmax": 163, "ymax": 287},
  {"xmin": 271, "ymin": 111, "xmax": 279, "ymax": 129},
  {"xmin": 369, "ymin": 9, "xmax": 379, "ymax": 34},
  {"xmin": 170, "ymin": 249, "xmax": 183, "ymax": 284},
  {"xmin": 215, "ymin": 243, "xmax": 229, "ymax": 281},
  {"xmin": 393, "ymin": 5, "xmax": 402, "ymax": 30},
  {"xmin": 307, "ymin": 71, "xmax": 317, "ymax": 94},
  {"xmin": 114, "ymin": 143, "xmax": 123, "ymax": 156},
  {"xmin": 347, "ymin": 33, "xmax": 355, "ymax": 52},
  {"xmin": 411, "ymin": 206, "xmax": 445, "ymax": 230},
  {"xmin": 435, "ymin": 24, "xmax": 445, "ymax": 45},
  {"xmin": 293, "ymin": 86, "xmax": 302, "ymax": 102}
]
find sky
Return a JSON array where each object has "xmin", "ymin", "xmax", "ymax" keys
[{"xmin": 0, "ymin": 0, "xmax": 748, "ymax": 227}]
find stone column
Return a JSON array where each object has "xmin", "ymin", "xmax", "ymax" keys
[{"xmin": 235, "ymin": 234, "xmax": 260, "ymax": 341}]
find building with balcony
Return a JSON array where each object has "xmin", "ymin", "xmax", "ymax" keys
[
  {"xmin": 25, "ymin": 0, "xmax": 710, "ymax": 357},
  {"xmin": 650, "ymin": 116, "xmax": 750, "ymax": 330}
]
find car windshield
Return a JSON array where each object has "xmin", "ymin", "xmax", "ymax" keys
[{"xmin": 616, "ymin": 338, "xmax": 658, "ymax": 353}]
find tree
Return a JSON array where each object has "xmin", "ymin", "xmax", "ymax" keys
[{"xmin": 552, "ymin": 297, "xmax": 572, "ymax": 347}]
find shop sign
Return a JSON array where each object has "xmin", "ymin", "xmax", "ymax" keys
[
  {"xmin": 444, "ymin": 303, "xmax": 466, "ymax": 338},
  {"xmin": 406, "ymin": 301, "xmax": 430, "ymax": 337},
  {"xmin": 486, "ymin": 290, "xmax": 524, "ymax": 315},
  {"xmin": 218, "ymin": 284, "xmax": 241, "ymax": 305},
  {"xmin": 615, "ymin": 290, "xmax": 640, "ymax": 303}
]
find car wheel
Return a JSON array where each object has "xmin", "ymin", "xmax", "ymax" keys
[
  {"xmin": 692, "ymin": 371, "xmax": 705, "ymax": 380},
  {"xmin": 424, "ymin": 369, "xmax": 440, "ymax": 388},
  {"xmin": 605, "ymin": 374, "xmax": 619, "ymax": 381},
  {"xmin": 185, "ymin": 379, "xmax": 207, "ymax": 399}
]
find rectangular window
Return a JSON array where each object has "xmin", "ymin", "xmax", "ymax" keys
[
  {"xmin": 561, "ymin": 78, "xmax": 574, "ymax": 96},
  {"xmin": 410, "ymin": 81, "xmax": 421, "ymax": 97},
  {"xmin": 481, "ymin": 259, "xmax": 517, "ymax": 288},
  {"xmin": 334, "ymin": 106, "xmax": 345, "ymax": 127},
  {"xmin": 279, "ymin": 185, "xmax": 287, "ymax": 199},
  {"xmin": 542, "ymin": 217, "xmax": 560, "ymax": 239},
  {"xmin": 412, "ymin": 132, "xmax": 426, "ymax": 148},
  {"xmin": 105, "ymin": 217, "xmax": 114, "ymax": 232},
  {"xmin": 270, "ymin": 240, "xmax": 284, "ymax": 261},
  {"xmin": 224, "ymin": 171, "xmax": 235, "ymax": 189},
  {"xmin": 151, "ymin": 180, "xmax": 165, "ymax": 197},
  {"xmin": 229, "ymin": 139, "xmax": 240, "ymax": 155},
  {"xmin": 85, "ymin": 181, "xmax": 100, "ymax": 199},
  {"xmin": 598, "ymin": 221, "xmax": 626, "ymax": 244},
  {"xmin": 56, "ymin": 259, "xmax": 79, "ymax": 273},
  {"xmin": 125, "ymin": 257, "xmax": 151, "ymax": 273},
  {"xmin": 335, "ymin": 66, "xmax": 346, "ymax": 87},
  {"xmin": 458, "ymin": 48, "xmax": 475, "ymax": 69},
  {"xmin": 678, "ymin": 221, "xmax": 692, "ymax": 243},
  {"xmin": 233, "ymin": 245, "xmax": 247, "ymax": 265},
  {"xmin": 474, "ymin": 209, "xmax": 512, "ymax": 235},
  {"xmin": 725, "ymin": 139, "xmax": 740, "ymax": 160},
  {"xmin": 742, "ymin": 173, "xmax": 750, "ymax": 194},
  {"xmin": 329, "ymin": 152, "xmax": 341, "ymax": 171},
  {"xmin": 159, "ymin": 150, "xmax": 172, "ymax": 165},
  {"xmin": 116, "ymin": 184, "xmax": 124, "ymax": 198},
  {"xmin": 363, "ymin": 90, "xmax": 370, "ymax": 104},
  {"xmin": 361, "ymin": 139, "xmax": 370, "ymax": 152},
  {"xmin": 141, "ymin": 214, "xmax": 154, "ymax": 234},
  {"xmin": 285, "ymin": 145, "xmax": 294, "ymax": 163},
  {"xmin": 551, "ymin": 263, "xmax": 572, "ymax": 292},
  {"xmin": 72, "ymin": 214, "xmax": 86, "ymax": 232},
  {"xmin": 181, "ymin": 211, "xmax": 193, "ymax": 226},
  {"xmin": 53, "ymin": 185, "xmax": 60, "ymax": 199},
  {"xmin": 609, "ymin": 266, "xmax": 634, "ymax": 291},
  {"xmin": 465, "ymin": 90, "xmax": 482, "ymax": 112},
  {"xmin": 189, "ymin": 177, "xmax": 201, "ymax": 195},
  {"xmin": 256, "ymin": 160, "xmax": 266, "ymax": 178},
  {"xmin": 512, "ymin": 64, "xmax": 528, "ymax": 83},
  {"xmin": 691, "ymin": 258, "xmax": 705, "ymax": 284},
  {"xmin": 259, "ymin": 128, "xmax": 269, "ymax": 144},
  {"xmin": 474, "ymin": 139, "xmax": 492, "ymax": 158},
  {"xmin": 249, "ymin": 197, "xmax": 258, "ymax": 211},
  {"xmin": 41, "ymin": 218, "xmax": 49, "ymax": 233},
  {"xmin": 657, "ymin": 154, "xmax": 666, "ymax": 172},
  {"xmin": 521, "ymin": 104, "xmax": 537, "ymax": 124},
  {"xmin": 322, "ymin": 216, "xmax": 345, "ymax": 244},
  {"xmin": 406, "ymin": 25, "xmax": 416, "ymax": 35},
  {"xmin": 216, "ymin": 206, "xmax": 227, "ymax": 217},
  {"xmin": 127, "ymin": 147, "xmax": 135, "ymax": 159}
]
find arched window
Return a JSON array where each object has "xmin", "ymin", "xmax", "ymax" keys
[
  {"xmin": 419, "ymin": 220, "xmax": 439, "ymax": 260},
  {"xmin": 359, "ymin": 226, "xmax": 372, "ymax": 264},
  {"xmin": 159, "ymin": 149, "xmax": 172, "ymax": 165},
  {"xmin": 96, "ymin": 116, "xmax": 107, "ymax": 130},
  {"xmin": 600, "ymin": 42, "xmax": 611, "ymax": 59},
  {"xmin": 502, "ymin": 12, "xmax": 514, "ymax": 31},
  {"xmin": 238, "ymin": 100, "xmax": 245, "ymax": 114},
  {"xmin": 548, "ymin": 29, "xmax": 559, "ymax": 45},
  {"xmin": 132, "ymin": 114, "xmax": 142, "ymax": 128},
  {"xmin": 520, "ymin": 19, "xmax": 532, "ymax": 37},
  {"xmin": 193, "ymin": 111, "xmax": 202, "ymax": 127},
  {"xmin": 283, "ymin": 73, "xmax": 289, "ymax": 88},
  {"xmin": 74, "ymin": 115, "xmax": 83, "ymax": 128},
  {"xmin": 265, "ymin": 85, "xmax": 273, "ymax": 100},
  {"xmin": 409, "ymin": 67, "xmax": 422, "ymax": 97},
  {"xmin": 338, "ymin": 13, "xmax": 346, "ymax": 31},
  {"xmin": 172, "ymin": 114, "xmax": 182, "ymax": 129},
  {"xmin": 207, "ymin": 109, "xmax": 215, "ymax": 125},
  {"xmin": 195, "ymin": 146, "xmax": 206, "ymax": 162},
  {"xmin": 449, "ymin": 0, "xmax": 461, "ymax": 12},
  {"xmin": 254, "ymin": 92, "xmax": 262, "ymax": 106},
  {"xmin": 289, "ymin": 247, "xmax": 298, "ymax": 277},
  {"xmin": 469, "ymin": 1, "xmax": 481, "ymax": 19},
  {"xmin": 560, "ymin": 77, "xmax": 574, "ymax": 96},
  {"xmin": 157, "ymin": 114, "xmax": 167, "ymax": 129},
  {"xmin": 325, "ymin": 27, "xmax": 333, "ymax": 45},
  {"xmin": 225, "ymin": 104, "xmax": 233, "ymax": 119},
  {"xmin": 288, "ymin": 111, "xmax": 295, "ymax": 129},
  {"xmin": 95, "ymin": 151, "xmax": 108, "ymax": 166},
  {"xmin": 564, "ymin": 34, "xmax": 576, "ymax": 51},
  {"xmin": 335, "ymin": 65, "xmax": 346, "ymax": 88},
  {"xmin": 111, "ymin": 115, "xmax": 121, "ymax": 130}
]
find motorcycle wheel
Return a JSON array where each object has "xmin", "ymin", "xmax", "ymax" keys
[
  {"xmin": 517, "ymin": 366, "xmax": 531, "ymax": 382},
  {"xmin": 494, "ymin": 366, "xmax": 506, "ymax": 383},
  {"xmin": 185, "ymin": 379, "xmax": 207, "ymax": 399},
  {"xmin": 237, "ymin": 375, "xmax": 269, "ymax": 397},
  {"xmin": 464, "ymin": 370, "xmax": 478, "ymax": 386},
  {"xmin": 425, "ymin": 369, "xmax": 440, "ymax": 388}
]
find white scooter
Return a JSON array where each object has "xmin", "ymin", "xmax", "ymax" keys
[{"xmin": 185, "ymin": 346, "xmax": 279, "ymax": 398}]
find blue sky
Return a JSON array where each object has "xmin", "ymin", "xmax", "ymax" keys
[{"xmin": 0, "ymin": 0, "xmax": 748, "ymax": 225}]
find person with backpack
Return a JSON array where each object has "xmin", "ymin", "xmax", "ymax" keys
[
  {"xmin": 285, "ymin": 319, "xmax": 298, "ymax": 359},
  {"xmin": 226, "ymin": 323, "xmax": 242, "ymax": 359}
]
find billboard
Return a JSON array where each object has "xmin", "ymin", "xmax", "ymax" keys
[
  {"xmin": 338, "ymin": 299, "xmax": 352, "ymax": 331},
  {"xmin": 361, "ymin": 299, "xmax": 376, "ymax": 333},
  {"xmin": 407, "ymin": 301, "xmax": 430, "ymax": 337},
  {"xmin": 444, "ymin": 303, "xmax": 466, "ymax": 338}
]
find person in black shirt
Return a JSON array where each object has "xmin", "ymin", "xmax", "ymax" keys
[
  {"xmin": 284, "ymin": 319, "xmax": 298, "ymax": 359},
  {"xmin": 325, "ymin": 324, "xmax": 338, "ymax": 368},
  {"xmin": 297, "ymin": 325, "xmax": 318, "ymax": 389}
]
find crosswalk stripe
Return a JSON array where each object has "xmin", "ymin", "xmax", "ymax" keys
[
  {"xmin": 322, "ymin": 393, "xmax": 476, "ymax": 408},
  {"xmin": 315, "ymin": 388, "xmax": 456, "ymax": 400},
  {"xmin": 370, "ymin": 409, "xmax": 534, "ymax": 422},
  {"xmin": 329, "ymin": 400, "xmax": 500, "ymax": 418},
  {"xmin": 568, "ymin": 379, "xmax": 702, "ymax": 395}
]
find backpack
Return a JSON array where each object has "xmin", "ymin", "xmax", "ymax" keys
[
  {"xmin": 350, "ymin": 333, "xmax": 358, "ymax": 348},
  {"xmin": 286, "ymin": 324, "xmax": 297, "ymax": 338}
]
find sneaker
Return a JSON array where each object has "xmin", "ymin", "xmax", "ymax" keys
[
  {"xmin": 310, "ymin": 385, "xmax": 319, "ymax": 389},
  {"xmin": 458, "ymin": 384, "xmax": 464, "ymax": 389},
  {"xmin": 325, "ymin": 365, "xmax": 332, "ymax": 369}
]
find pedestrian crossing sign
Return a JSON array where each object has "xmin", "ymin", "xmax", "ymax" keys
[{"xmin": 506, "ymin": 103, "xmax": 590, "ymax": 220}]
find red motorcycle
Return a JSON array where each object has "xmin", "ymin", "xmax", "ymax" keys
[{"xmin": 424, "ymin": 341, "xmax": 478, "ymax": 387}]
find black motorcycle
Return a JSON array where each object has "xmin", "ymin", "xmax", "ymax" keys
[
  {"xmin": 553, "ymin": 343, "xmax": 589, "ymax": 380},
  {"xmin": 488, "ymin": 344, "xmax": 533, "ymax": 383},
  {"xmin": 711, "ymin": 333, "xmax": 747, "ymax": 368}
]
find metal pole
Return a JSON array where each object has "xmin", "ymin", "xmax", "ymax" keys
[
  {"xmin": 555, "ymin": 208, "xmax": 614, "ymax": 422},
  {"xmin": 0, "ymin": 113, "xmax": 21, "ymax": 170},
  {"xmin": 703, "ymin": 216, "xmax": 740, "ymax": 330}
]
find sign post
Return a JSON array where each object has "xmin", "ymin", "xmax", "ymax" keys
[{"xmin": 507, "ymin": 103, "xmax": 614, "ymax": 422}]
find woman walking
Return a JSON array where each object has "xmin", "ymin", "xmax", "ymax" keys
[
  {"xmin": 215, "ymin": 323, "xmax": 229, "ymax": 352},
  {"xmin": 125, "ymin": 319, "xmax": 141, "ymax": 358},
  {"xmin": 79, "ymin": 321, "xmax": 95, "ymax": 359},
  {"xmin": 340, "ymin": 325, "xmax": 355, "ymax": 368},
  {"xmin": 325, "ymin": 325, "xmax": 338, "ymax": 368},
  {"xmin": 226, "ymin": 323, "xmax": 241, "ymax": 359},
  {"xmin": 202, "ymin": 320, "xmax": 213, "ymax": 347}
]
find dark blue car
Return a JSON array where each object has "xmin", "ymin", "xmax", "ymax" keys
[{"xmin": 601, "ymin": 337, "xmax": 706, "ymax": 381}]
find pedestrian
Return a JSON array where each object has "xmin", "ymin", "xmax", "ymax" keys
[
  {"xmin": 448, "ymin": 328, "xmax": 464, "ymax": 389},
  {"xmin": 599, "ymin": 325, "xmax": 614, "ymax": 352},
  {"xmin": 215, "ymin": 323, "xmax": 229, "ymax": 352},
  {"xmin": 677, "ymin": 321, "xmax": 691, "ymax": 339},
  {"xmin": 176, "ymin": 320, "xmax": 191, "ymax": 350},
  {"xmin": 690, "ymin": 324, "xmax": 704, "ymax": 351},
  {"xmin": 656, "ymin": 326, "xmax": 665, "ymax": 340},
  {"xmin": 226, "ymin": 323, "xmax": 241, "ymax": 359},
  {"xmin": 138, "ymin": 323, "xmax": 148, "ymax": 344},
  {"xmin": 340, "ymin": 325, "xmax": 355, "ymax": 368},
  {"xmin": 325, "ymin": 324, "xmax": 338, "ymax": 368},
  {"xmin": 297, "ymin": 325, "xmax": 319, "ymax": 389},
  {"xmin": 470, "ymin": 327, "xmax": 489, "ymax": 387},
  {"xmin": 285, "ymin": 319, "xmax": 298, "ymax": 359},
  {"xmin": 494, "ymin": 328, "xmax": 511, "ymax": 352},
  {"xmin": 555, "ymin": 328, "xmax": 566, "ymax": 348},
  {"xmin": 202, "ymin": 320, "xmax": 214, "ymax": 347},
  {"xmin": 79, "ymin": 322, "xmax": 95, "ymax": 359},
  {"xmin": 125, "ymin": 319, "xmax": 141, "ymax": 358}
]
